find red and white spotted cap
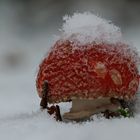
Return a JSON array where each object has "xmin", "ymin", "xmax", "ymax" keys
[{"xmin": 36, "ymin": 13, "xmax": 140, "ymax": 103}]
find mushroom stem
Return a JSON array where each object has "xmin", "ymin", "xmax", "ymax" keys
[{"xmin": 63, "ymin": 98, "xmax": 121, "ymax": 121}]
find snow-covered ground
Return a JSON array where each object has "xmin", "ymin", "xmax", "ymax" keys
[{"xmin": 0, "ymin": 18, "xmax": 140, "ymax": 140}]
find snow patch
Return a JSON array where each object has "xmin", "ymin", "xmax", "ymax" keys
[{"xmin": 61, "ymin": 12, "xmax": 122, "ymax": 45}]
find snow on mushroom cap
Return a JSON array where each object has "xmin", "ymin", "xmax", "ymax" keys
[
  {"xmin": 61, "ymin": 12, "xmax": 122, "ymax": 45},
  {"xmin": 55, "ymin": 12, "xmax": 139, "ymax": 67}
]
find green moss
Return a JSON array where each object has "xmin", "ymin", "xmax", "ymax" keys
[{"xmin": 117, "ymin": 108, "xmax": 133, "ymax": 118}]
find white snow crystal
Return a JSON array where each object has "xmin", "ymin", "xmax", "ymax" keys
[{"xmin": 61, "ymin": 12, "xmax": 122, "ymax": 45}]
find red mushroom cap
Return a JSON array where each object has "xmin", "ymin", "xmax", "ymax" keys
[
  {"xmin": 36, "ymin": 13, "xmax": 140, "ymax": 103},
  {"xmin": 36, "ymin": 40, "xmax": 139, "ymax": 103}
]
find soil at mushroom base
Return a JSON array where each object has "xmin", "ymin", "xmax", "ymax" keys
[{"xmin": 36, "ymin": 12, "xmax": 140, "ymax": 121}]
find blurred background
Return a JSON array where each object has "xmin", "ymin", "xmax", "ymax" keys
[{"xmin": 0, "ymin": 0, "xmax": 140, "ymax": 117}]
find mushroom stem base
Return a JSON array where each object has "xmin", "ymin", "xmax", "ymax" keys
[{"xmin": 63, "ymin": 98, "xmax": 120, "ymax": 121}]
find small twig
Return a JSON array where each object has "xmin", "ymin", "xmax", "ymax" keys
[
  {"xmin": 40, "ymin": 81, "xmax": 62, "ymax": 121},
  {"xmin": 103, "ymin": 110, "xmax": 120, "ymax": 119},
  {"xmin": 40, "ymin": 81, "xmax": 49, "ymax": 109},
  {"xmin": 55, "ymin": 105, "xmax": 62, "ymax": 121},
  {"xmin": 47, "ymin": 105, "xmax": 62, "ymax": 121},
  {"xmin": 47, "ymin": 105, "xmax": 56, "ymax": 115}
]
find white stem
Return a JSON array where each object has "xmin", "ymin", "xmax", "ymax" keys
[{"xmin": 63, "ymin": 98, "xmax": 120, "ymax": 120}]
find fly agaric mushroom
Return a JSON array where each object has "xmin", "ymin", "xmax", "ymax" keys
[{"xmin": 36, "ymin": 13, "xmax": 139, "ymax": 121}]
